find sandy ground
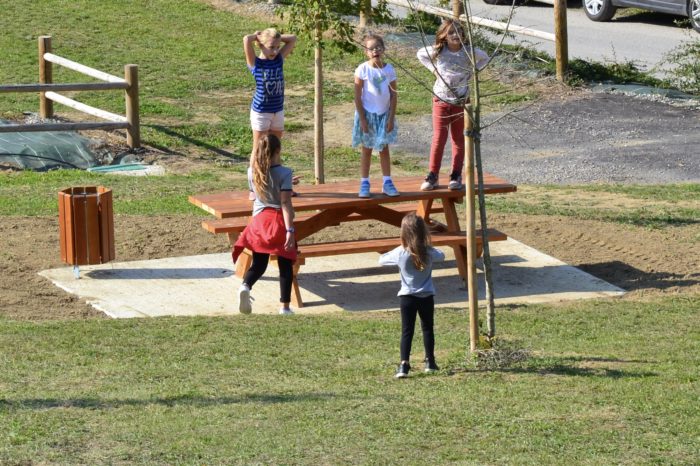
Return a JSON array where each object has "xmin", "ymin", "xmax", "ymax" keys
[{"xmin": 1, "ymin": 211, "xmax": 698, "ymax": 321}]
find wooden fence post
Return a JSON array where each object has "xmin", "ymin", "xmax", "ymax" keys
[
  {"xmin": 124, "ymin": 64, "xmax": 140, "ymax": 149},
  {"xmin": 39, "ymin": 35, "xmax": 53, "ymax": 119},
  {"xmin": 554, "ymin": 0, "xmax": 568, "ymax": 82}
]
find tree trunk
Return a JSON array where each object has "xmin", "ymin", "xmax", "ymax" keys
[
  {"xmin": 314, "ymin": 23, "xmax": 325, "ymax": 184},
  {"xmin": 452, "ymin": 0, "xmax": 463, "ymax": 19},
  {"xmin": 464, "ymin": 105, "xmax": 479, "ymax": 353},
  {"xmin": 359, "ymin": 0, "xmax": 372, "ymax": 27}
]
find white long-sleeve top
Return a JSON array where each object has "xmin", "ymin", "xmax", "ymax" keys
[{"xmin": 417, "ymin": 45, "xmax": 489, "ymax": 104}]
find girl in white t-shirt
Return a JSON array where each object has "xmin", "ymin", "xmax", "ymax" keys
[
  {"xmin": 352, "ymin": 33, "xmax": 399, "ymax": 199},
  {"xmin": 416, "ymin": 20, "xmax": 489, "ymax": 192}
]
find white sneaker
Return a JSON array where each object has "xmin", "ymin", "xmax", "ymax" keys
[
  {"xmin": 279, "ymin": 307, "xmax": 294, "ymax": 316},
  {"xmin": 238, "ymin": 286, "xmax": 252, "ymax": 314}
]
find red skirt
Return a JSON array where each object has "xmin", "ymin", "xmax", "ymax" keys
[{"xmin": 232, "ymin": 208, "xmax": 297, "ymax": 263}]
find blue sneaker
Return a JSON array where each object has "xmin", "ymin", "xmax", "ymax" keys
[
  {"xmin": 382, "ymin": 179, "xmax": 400, "ymax": 197},
  {"xmin": 358, "ymin": 180, "xmax": 371, "ymax": 198}
]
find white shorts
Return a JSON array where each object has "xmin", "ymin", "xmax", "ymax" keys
[{"xmin": 250, "ymin": 109, "xmax": 285, "ymax": 132}]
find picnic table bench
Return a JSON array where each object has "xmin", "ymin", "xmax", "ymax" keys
[{"xmin": 189, "ymin": 174, "xmax": 516, "ymax": 308}]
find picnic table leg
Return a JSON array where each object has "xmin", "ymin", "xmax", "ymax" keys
[
  {"xmin": 416, "ymin": 199, "xmax": 434, "ymax": 223},
  {"xmin": 442, "ymin": 198, "xmax": 469, "ymax": 282},
  {"xmin": 235, "ymin": 250, "xmax": 252, "ymax": 278},
  {"xmin": 226, "ymin": 232, "xmax": 239, "ymax": 245},
  {"xmin": 291, "ymin": 262, "xmax": 303, "ymax": 308}
]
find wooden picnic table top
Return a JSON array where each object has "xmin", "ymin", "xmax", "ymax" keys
[{"xmin": 189, "ymin": 174, "xmax": 516, "ymax": 219}]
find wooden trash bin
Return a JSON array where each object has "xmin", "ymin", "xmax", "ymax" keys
[{"xmin": 58, "ymin": 186, "xmax": 115, "ymax": 266}]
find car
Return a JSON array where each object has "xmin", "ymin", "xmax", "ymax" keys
[{"xmin": 583, "ymin": 0, "xmax": 700, "ymax": 32}]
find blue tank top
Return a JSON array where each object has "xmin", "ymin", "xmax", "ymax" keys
[{"xmin": 249, "ymin": 55, "xmax": 284, "ymax": 113}]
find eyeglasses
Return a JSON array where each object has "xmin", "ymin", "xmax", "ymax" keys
[{"xmin": 367, "ymin": 46, "xmax": 384, "ymax": 52}]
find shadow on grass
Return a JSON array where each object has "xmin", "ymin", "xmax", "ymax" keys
[
  {"xmin": 462, "ymin": 348, "xmax": 658, "ymax": 379},
  {"xmin": 501, "ymin": 365, "xmax": 658, "ymax": 378},
  {"xmin": 0, "ymin": 392, "xmax": 343, "ymax": 411},
  {"xmin": 146, "ymin": 124, "xmax": 246, "ymax": 161}
]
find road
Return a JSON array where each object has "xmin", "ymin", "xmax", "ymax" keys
[{"xmin": 469, "ymin": 0, "xmax": 695, "ymax": 74}]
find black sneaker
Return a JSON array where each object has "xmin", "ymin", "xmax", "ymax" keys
[
  {"xmin": 448, "ymin": 171, "xmax": 463, "ymax": 190},
  {"xmin": 424, "ymin": 358, "xmax": 439, "ymax": 373},
  {"xmin": 395, "ymin": 362, "xmax": 411, "ymax": 379},
  {"xmin": 420, "ymin": 172, "xmax": 438, "ymax": 191}
]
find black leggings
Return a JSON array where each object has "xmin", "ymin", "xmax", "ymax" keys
[
  {"xmin": 399, "ymin": 295, "xmax": 435, "ymax": 362},
  {"xmin": 242, "ymin": 252, "xmax": 293, "ymax": 304}
]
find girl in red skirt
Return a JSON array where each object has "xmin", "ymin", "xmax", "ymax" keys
[{"xmin": 232, "ymin": 134, "xmax": 297, "ymax": 315}]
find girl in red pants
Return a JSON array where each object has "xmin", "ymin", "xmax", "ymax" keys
[{"xmin": 416, "ymin": 20, "xmax": 489, "ymax": 191}]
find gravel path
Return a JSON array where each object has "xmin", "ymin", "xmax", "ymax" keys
[{"xmin": 395, "ymin": 88, "xmax": 700, "ymax": 184}]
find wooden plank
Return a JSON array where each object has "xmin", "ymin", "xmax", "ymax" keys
[
  {"xmin": 85, "ymin": 193, "xmax": 101, "ymax": 264},
  {"xmin": 0, "ymin": 82, "xmax": 127, "ymax": 93},
  {"xmin": 297, "ymin": 230, "xmax": 506, "ymax": 258},
  {"xmin": 58, "ymin": 191, "xmax": 68, "ymax": 263},
  {"xmin": 0, "ymin": 122, "xmax": 129, "ymax": 133},
  {"xmin": 189, "ymin": 175, "xmax": 515, "ymax": 219},
  {"xmin": 43, "ymin": 53, "xmax": 126, "ymax": 83},
  {"xmin": 45, "ymin": 91, "xmax": 127, "ymax": 122},
  {"xmin": 71, "ymin": 193, "xmax": 88, "ymax": 265},
  {"xmin": 202, "ymin": 202, "xmax": 439, "ymax": 235},
  {"xmin": 98, "ymin": 188, "xmax": 115, "ymax": 263}
]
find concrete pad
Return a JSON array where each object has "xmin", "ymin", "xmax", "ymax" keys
[{"xmin": 39, "ymin": 238, "xmax": 625, "ymax": 318}]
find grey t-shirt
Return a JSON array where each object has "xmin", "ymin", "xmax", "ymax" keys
[
  {"xmin": 379, "ymin": 245, "xmax": 445, "ymax": 297},
  {"xmin": 416, "ymin": 45, "xmax": 489, "ymax": 104},
  {"xmin": 248, "ymin": 164, "xmax": 294, "ymax": 216}
]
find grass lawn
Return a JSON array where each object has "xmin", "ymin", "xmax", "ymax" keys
[{"xmin": 1, "ymin": 298, "xmax": 699, "ymax": 464}]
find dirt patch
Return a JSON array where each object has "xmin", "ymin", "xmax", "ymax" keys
[{"xmin": 1, "ymin": 211, "xmax": 697, "ymax": 321}]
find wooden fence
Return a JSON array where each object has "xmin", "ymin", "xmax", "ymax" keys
[{"xmin": 0, "ymin": 36, "xmax": 140, "ymax": 149}]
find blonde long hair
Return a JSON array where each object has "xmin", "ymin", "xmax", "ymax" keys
[
  {"xmin": 251, "ymin": 134, "xmax": 281, "ymax": 202},
  {"xmin": 431, "ymin": 19, "xmax": 468, "ymax": 61},
  {"xmin": 401, "ymin": 213, "xmax": 432, "ymax": 271}
]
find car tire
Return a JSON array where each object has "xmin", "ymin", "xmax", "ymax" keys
[
  {"xmin": 689, "ymin": 0, "xmax": 700, "ymax": 32},
  {"xmin": 583, "ymin": 0, "xmax": 617, "ymax": 21}
]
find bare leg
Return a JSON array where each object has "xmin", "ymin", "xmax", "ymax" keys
[
  {"xmin": 379, "ymin": 146, "xmax": 392, "ymax": 177},
  {"xmin": 360, "ymin": 147, "xmax": 372, "ymax": 178}
]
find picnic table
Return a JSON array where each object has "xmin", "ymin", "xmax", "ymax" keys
[{"xmin": 189, "ymin": 174, "xmax": 516, "ymax": 307}]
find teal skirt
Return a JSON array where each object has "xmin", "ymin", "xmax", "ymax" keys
[{"xmin": 352, "ymin": 110, "xmax": 398, "ymax": 151}]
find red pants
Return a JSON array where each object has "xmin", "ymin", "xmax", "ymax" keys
[{"xmin": 429, "ymin": 97, "xmax": 465, "ymax": 176}]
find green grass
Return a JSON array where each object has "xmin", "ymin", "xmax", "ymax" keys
[
  {"xmin": 484, "ymin": 184, "xmax": 700, "ymax": 228},
  {"xmin": 1, "ymin": 296, "xmax": 698, "ymax": 463}
]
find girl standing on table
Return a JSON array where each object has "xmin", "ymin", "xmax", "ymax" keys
[
  {"xmin": 243, "ymin": 28, "xmax": 297, "ymax": 152},
  {"xmin": 416, "ymin": 19, "xmax": 489, "ymax": 191},
  {"xmin": 232, "ymin": 134, "xmax": 297, "ymax": 316},
  {"xmin": 352, "ymin": 33, "xmax": 400, "ymax": 199},
  {"xmin": 379, "ymin": 213, "xmax": 445, "ymax": 378}
]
